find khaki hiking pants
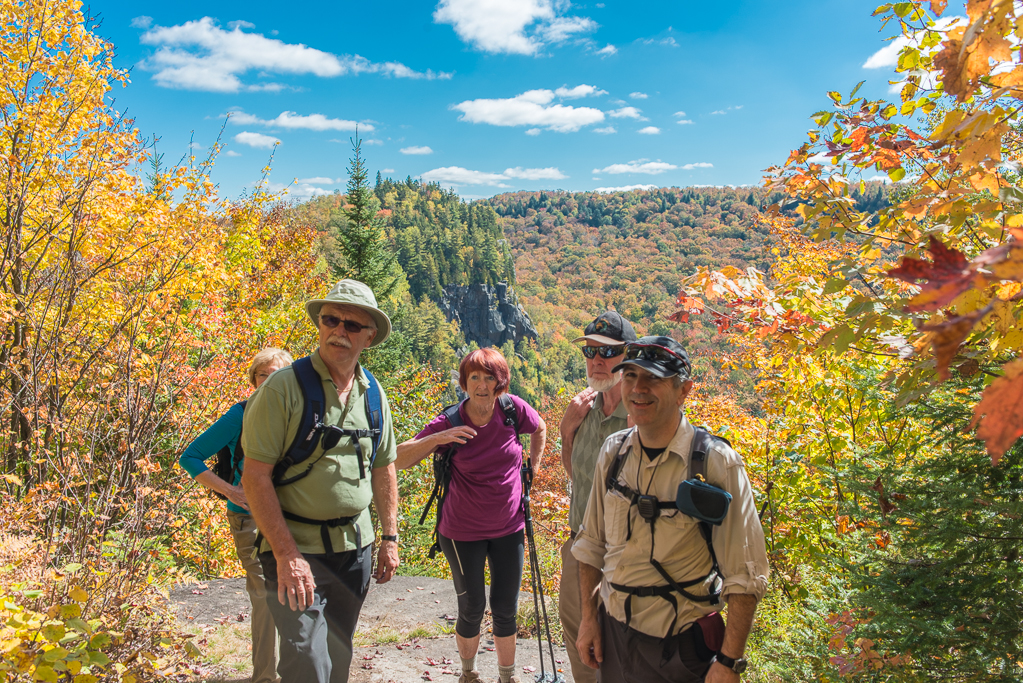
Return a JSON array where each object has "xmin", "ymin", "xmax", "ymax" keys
[
  {"xmin": 560, "ymin": 535, "xmax": 597, "ymax": 683},
  {"xmin": 227, "ymin": 510, "xmax": 278, "ymax": 683}
]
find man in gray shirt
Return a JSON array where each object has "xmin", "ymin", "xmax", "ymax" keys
[{"xmin": 559, "ymin": 311, "xmax": 636, "ymax": 683}]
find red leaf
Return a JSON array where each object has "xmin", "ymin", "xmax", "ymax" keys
[
  {"xmin": 971, "ymin": 359, "xmax": 1023, "ymax": 465},
  {"xmin": 888, "ymin": 236, "xmax": 973, "ymax": 311}
]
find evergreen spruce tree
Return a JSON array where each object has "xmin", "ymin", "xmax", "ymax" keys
[
  {"xmin": 327, "ymin": 133, "xmax": 401, "ymax": 298},
  {"xmin": 840, "ymin": 382, "xmax": 1023, "ymax": 681}
]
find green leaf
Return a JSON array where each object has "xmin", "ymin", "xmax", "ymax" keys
[
  {"xmin": 60, "ymin": 604, "xmax": 81, "ymax": 619},
  {"xmin": 888, "ymin": 167, "xmax": 906, "ymax": 182},
  {"xmin": 42, "ymin": 624, "xmax": 66, "ymax": 643},
  {"xmin": 62, "ymin": 563, "xmax": 82, "ymax": 574},
  {"xmin": 893, "ymin": 2, "xmax": 914, "ymax": 17},
  {"xmin": 827, "ymin": 91, "xmax": 843, "ymax": 104},
  {"xmin": 998, "ymin": 186, "xmax": 1023, "ymax": 203},
  {"xmin": 824, "ymin": 278, "xmax": 850, "ymax": 295},
  {"xmin": 88, "ymin": 633, "xmax": 111, "ymax": 649},
  {"xmin": 849, "ymin": 80, "xmax": 866, "ymax": 99},
  {"xmin": 33, "ymin": 665, "xmax": 58, "ymax": 683}
]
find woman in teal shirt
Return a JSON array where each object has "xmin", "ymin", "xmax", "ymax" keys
[{"xmin": 179, "ymin": 347, "xmax": 293, "ymax": 683}]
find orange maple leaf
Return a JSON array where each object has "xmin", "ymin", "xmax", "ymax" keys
[{"xmin": 971, "ymin": 358, "xmax": 1023, "ymax": 465}]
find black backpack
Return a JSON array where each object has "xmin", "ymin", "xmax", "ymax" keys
[
  {"xmin": 418, "ymin": 394, "xmax": 519, "ymax": 558},
  {"xmin": 211, "ymin": 400, "xmax": 248, "ymax": 500}
]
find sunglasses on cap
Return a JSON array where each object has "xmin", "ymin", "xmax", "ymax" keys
[
  {"xmin": 320, "ymin": 314, "xmax": 374, "ymax": 334},
  {"xmin": 625, "ymin": 343, "xmax": 690, "ymax": 374},
  {"xmin": 581, "ymin": 345, "xmax": 626, "ymax": 359}
]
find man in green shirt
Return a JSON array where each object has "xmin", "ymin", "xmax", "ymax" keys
[
  {"xmin": 242, "ymin": 280, "xmax": 399, "ymax": 683},
  {"xmin": 559, "ymin": 311, "xmax": 636, "ymax": 683}
]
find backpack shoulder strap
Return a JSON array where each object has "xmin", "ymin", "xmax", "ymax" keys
[
  {"xmin": 498, "ymin": 394, "xmax": 519, "ymax": 437},
  {"xmin": 442, "ymin": 400, "xmax": 465, "ymax": 429},
  {"xmin": 605, "ymin": 427, "xmax": 636, "ymax": 492},
  {"xmin": 689, "ymin": 427, "xmax": 731, "ymax": 482},
  {"xmin": 361, "ymin": 366, "xmax": 383, "ymax": 468},
  {"xmin": 273, "ymin": 356, "xmax": 325, "ymax": 484},
  {"xmin": 232, "ymin": 400, "xmax": 248, "ymax": 469}
]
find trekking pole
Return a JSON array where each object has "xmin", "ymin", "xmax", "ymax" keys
[{"xmin": 521, "ymin": 460, "xmax": 565, "ymax": 683}]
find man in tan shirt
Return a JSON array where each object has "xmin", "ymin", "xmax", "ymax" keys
[{"xmin": 573, "ymin": 336, "xmax": 769, "ymax": 683}]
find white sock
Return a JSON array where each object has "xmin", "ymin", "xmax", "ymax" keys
[
  {"xmin": 461, "ymin": 654, "xmax": 477, "ymax": 674},
  {"xmin": 498, "ymin": 663, "xmax": 515, "ymax": 683}
]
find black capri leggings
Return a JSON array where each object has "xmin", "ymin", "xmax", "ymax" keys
[{"xmin": 438, "ymin": 529, "xmax": 525, "ymax": 639}]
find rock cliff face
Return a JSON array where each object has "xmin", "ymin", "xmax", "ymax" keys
[{"xmin": 437, "ymin": 282, "xmax": 538, "ymax": 349}]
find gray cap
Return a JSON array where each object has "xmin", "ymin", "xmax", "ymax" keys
[{"xmin": 304, "ymin": 279, "xmax": 392, "ymax": 347}]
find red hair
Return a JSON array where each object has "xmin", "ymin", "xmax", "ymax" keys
[{"xmin": 458, "ymin": 348, "xmax": 510, "ymax": 395}]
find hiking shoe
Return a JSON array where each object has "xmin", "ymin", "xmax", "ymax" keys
[{"xmin": 458, "ymin": 672, "xmax": 482, "ymax": 683}]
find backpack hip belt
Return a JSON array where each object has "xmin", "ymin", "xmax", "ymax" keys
[{"xmin": 604, "ymin": 426, "xmax": 725, "ymax": 646}]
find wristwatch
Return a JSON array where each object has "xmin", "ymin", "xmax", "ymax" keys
[
  {"xmin": 380, "ymin": 534, "xmax": 398, "ymax": 543},
  {"xmin": 713, "ymin": 653, "xmax": 747, "ymax": 674}
]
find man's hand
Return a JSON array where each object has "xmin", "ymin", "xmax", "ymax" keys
[
  {"xmin": 432, "ymin": 426, "xmax": 477, "ymax": 448},
  {"xmin": 224, "ymin": 485, "xmax": 249, "ymax": 511},
  {"xmin": 561, "ymin": 388, "xmax": 596, "ymax": 437},
  {"xmin": 277, "ymin": 554, "xmax": 316, "ymax": 611},
  {"xmin": 706, "ymin": 661, "xmax": 741, "ymax": 683},
  {"xmin": 576, "ymin": 613, "xmax": 603, "ymax": 669},
  {"xmin": 374, "ymin": 540, "xmax": 399, "ymax": 583}
]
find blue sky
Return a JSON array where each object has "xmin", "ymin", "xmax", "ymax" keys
[{"xmin": 93, "ymin": 0, "xmax": 908, "ymax": 201}]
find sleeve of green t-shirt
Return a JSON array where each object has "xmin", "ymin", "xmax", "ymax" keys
[
  {"xmin": 241, "ymin": 379, "xmax": 293, "ymax": 466},
  {"xmin": 372, "ymin": 389, "xmax": 397, "ymax": 469}
]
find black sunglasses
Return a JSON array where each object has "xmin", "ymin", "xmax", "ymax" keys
[
  {"xmin": 320, "ymin": 314, "xmax": 374, "ymax": 334},
  {"xmin": 626, "ymin": 343, "xmax": 690, "ymax": 374},
  {"xmin": 581, "ymin": 345, "xmax": 626, "ymax": 359}
]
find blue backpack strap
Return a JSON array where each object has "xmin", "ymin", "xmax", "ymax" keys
[
  {"xmin": 272, "ymin": 356, "xmax": 325, "ymax": 485},
  {"xmin": 361, "ymin": 366, "xmax": 383, "ymax": 468}
]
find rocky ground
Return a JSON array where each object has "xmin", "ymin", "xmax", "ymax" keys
[{"xmin": 170, "ymin": 574, "xmax": 573, "ymax": 683}]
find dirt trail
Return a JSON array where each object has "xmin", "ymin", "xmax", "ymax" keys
[{"xmin": 171, "ymin": 574, "xmax": 574, "ymax": 683}]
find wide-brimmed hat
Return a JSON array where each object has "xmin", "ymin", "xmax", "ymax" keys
[
  {"xmin": 612, "ymin": 336, "xmax": 691, "ymax": 379},
  {"xmin": 305, "ymin": 280, "xmax": 392, "ymax": 347},
  {"xmin": 572, "ymin": 311, "xmax": 638, "ymax": 346}
]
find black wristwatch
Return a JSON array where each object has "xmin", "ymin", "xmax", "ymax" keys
[
  {"xmin": 380, "ymin": 534, "xmax": 398, "ymax": 543},
  {"xmin": 713, "ymin": 653, "xmax": 747, "ymax": 674}
]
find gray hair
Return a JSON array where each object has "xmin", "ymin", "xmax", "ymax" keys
[{"xmin": 247, "ymin": 347, "xmax": 294, "ymax": 387}]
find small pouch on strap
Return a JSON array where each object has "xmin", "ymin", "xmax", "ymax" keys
[
  {"xmin": 676, "ymin": 478, "xmax": 732, "ymax": 526},
  {"xmin": 692, "ymin": 611, "xmax": 725, "ymax": 661}
]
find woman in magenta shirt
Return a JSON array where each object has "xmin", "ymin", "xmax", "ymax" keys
[{"xmin": 397, "ymin": 348, "xmax": 547, "ymax": 683}]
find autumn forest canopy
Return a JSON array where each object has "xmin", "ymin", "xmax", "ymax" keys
[{"xmin": 3, "ymin": 0, "xmax": 1023, "ymax": 681}]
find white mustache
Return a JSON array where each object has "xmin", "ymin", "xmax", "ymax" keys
[{"xmin": 328, "ymin": 336, "xmax": 353, "ymax": 349}]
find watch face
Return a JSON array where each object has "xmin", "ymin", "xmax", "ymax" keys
[{"xmin": 734, "ymin": 659, "xmax": 748, "ymax": 674}]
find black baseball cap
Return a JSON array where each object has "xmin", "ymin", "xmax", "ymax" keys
[
  {"xmin": 612, "ymin": 336, "xmax": 692, "ymax": 379},
  {"xmin": 572, "ymin": 311, "xmax": 638, "ymax": 346}
]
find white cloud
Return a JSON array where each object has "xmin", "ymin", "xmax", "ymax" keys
[
  {"xmin": 363, "ymin": 139, "xmax": 384, "ymax": 145},
  {"xmin": 234, "ymin": 131, "xmax": 280, "ymax": 148},
  {"xmin": 453, "ymin": 89, "xmax": 605, "ymax": 132},
  {"xmin": 677, "ymin": 119, "xmax": 694, "ymax": 125},
  {"xmin": 594, "ymin": 183, "xmax": 657, "ymax": 192},
  {"xmin": 298, "ymin": 177, "xmax": 336, "ymax": 184},
  {"xmin": 630, "ymin": 91, "xmax": 648, "ymax": 99},
  {"xmin": 609, "ymin": 106, "xmax": 645, "ymax": 120},
  {"xmin": 637, "ymin": 126, "xmax": 660, "ymax": 135},
  {"xmin": 682, "ymin": 162, "xmax": 713, "ymax": 170},
  {"xmin": 227, "ymin": 20, "xmax": 256, "ymax": 30},
  {"xmin": 225, "ymin": 150, "xmax": 241, "ymax": 157},
  {"xmin": 710, "ymin": 110, "xmax": 725, "ymax": 115},
  {"xmin": 131, "ymin": 16, "xmax": 153, "ymax": 29},
  {"xmin": 400, "ymin": 145, "xmax": 434, "ymax": 155},
  {"xmin": 593, "ymin": 160, "xmax": 676, "ymax": 175},
  {"xmin": 138, "ymin": 17, "xmax": 451, "ymax": 92},
  {"xmin": 673, "ymin": 110, "xmax": 686, "ymax": 117},
  {"xmin": 554, "ymin": 84, "xmax": 607, "ymax": 99},
  {"xmin": 263, "ymin": 181, "xmax": 332, "ymax": 200},
  {"xmin": 229, "ymin": 110, "xmax": 373, "ymax": 132},
  {"xmin": 596, "ymin": 44, "xmax": 617, "ymax": 56},
  {"xmin": 434, "ymin": 0, "xmax": 596, "ymax": 55},
  {"xmin": 593, "ymin": 126, "xmax": 616, "ymax": 134},
  {"xmin": 641, "ymin": 36, "xmax": 678, "ymax": 47},
  {"xmin": 422, "ymin": 167, "xmax": 511, "ymax": 187},
  {"xmin": 421, "ymin": 164, "xmax": 567, "ymax": 186},
  {"xmin": 503, "ymin": 166, "xmax": 567, "ymax": 180},
  {"xmin": 382, "ymin": 168, "xmax": 395, "ymax": 173},
  {"xmin": 526, "ymin": 128, "xmax": 542, "ymax": 136}
]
